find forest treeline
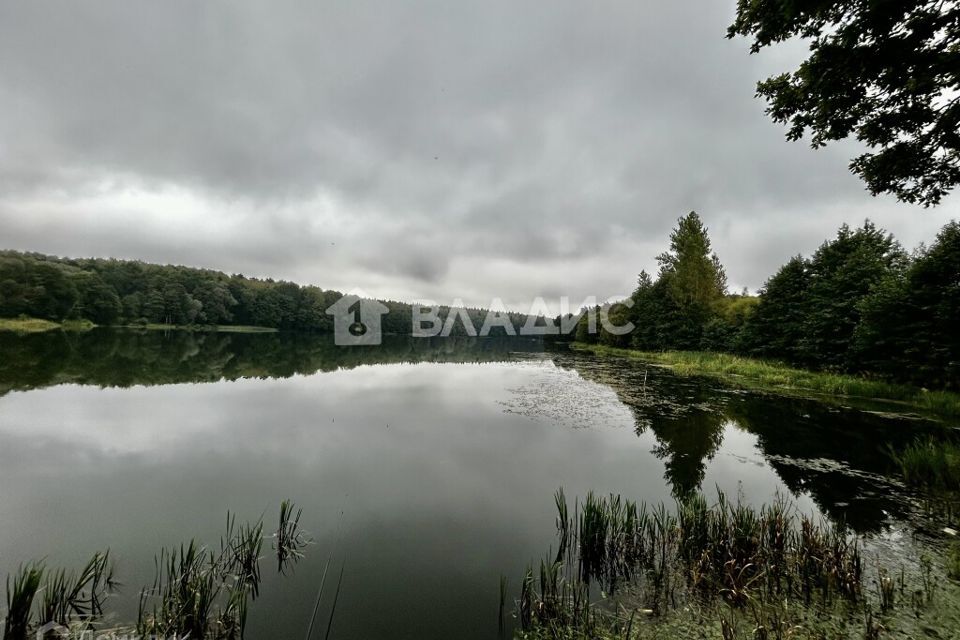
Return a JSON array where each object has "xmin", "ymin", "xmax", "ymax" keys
[
  {"xmin": 0, "ymin": 251, "xmax": 529, "ymax": 336},
  {"xmin": 581, "ymin": 212, "xmax": 960, "ymax": 390},
  {"xmin": 0, "ymin": 250, "xmax": 340, "ymax": 330},
  {"xmin": 3, "ymin": 212, "xmax": 959, "ymax": 389}
]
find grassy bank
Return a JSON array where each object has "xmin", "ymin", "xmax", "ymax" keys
[
  {"xmin": 572, "ymin": 343, "xmax": 960, "ymax": 419},
  {"xmin": 890, "ymin": 437, "xmax": 960, "ymax": 489},
  {"xmin": 128, "ymin": 323, "xmax": 278, "ymax": 333},
  {"xmin": 0, "ymin": 317, "xmax": 95, "ymax": 333},
  {"xmin": 0, "ymin": 316, "xmax": 277, "ymax": 334}
]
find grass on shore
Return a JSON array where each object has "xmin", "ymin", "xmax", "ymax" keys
[
  {"xmin": 572, "ymin": 343, "xmax": 960, "ymax": 419},
  {"xmin": 889, "ymin": 437, "xmax": 960, "ymax": 490},
  {"xmin": 0, "ymin": 317, "xmax": 95, "ymax": 333},
  {"xmin": 127, "ymin": 323, "xmax": 278, "ymax": 333},
  {"xmin": 0, "ymin": 316, "xmax": 277, "ymax": 334}
]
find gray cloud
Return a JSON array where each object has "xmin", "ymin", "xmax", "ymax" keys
[{"xmin": 0, "ymin": 0, "xmax": 956, "ymax": 308}]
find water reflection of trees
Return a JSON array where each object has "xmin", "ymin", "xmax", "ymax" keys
[
  {"xmin": 550, "ymin": 352, "xmax": 728, "ymax": 498},
  {"xmin": 1, "ymin": 334, "xmax": 935, "ymax": 534},
  {"xmin": 649, "ymin": 412, "xmax": 726, "ymax": 498},
  {"xmin": 0, "ymin": 330, "xmax": 546, "ymax": 396},
  {"xmin": 551, "ymin": 351, "xmax": 933, "ymax": 533},
  {"xmin": 723, "ymin": 397, "xmax": 926, "ymax": 533}
]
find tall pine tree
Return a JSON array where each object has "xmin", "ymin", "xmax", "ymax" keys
[{"xmin": 655, "ymin": 212, "xmax": 727, "ymax": 349}]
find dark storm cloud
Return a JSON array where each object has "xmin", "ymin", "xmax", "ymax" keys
[{"xmin": 0, "ymin": 0, "xmax": 956, "ymax": 307}]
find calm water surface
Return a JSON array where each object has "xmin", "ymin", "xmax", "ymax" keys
[{"xmin": 0, "ymin": 330, "xmax": 947, "ymax": 638}]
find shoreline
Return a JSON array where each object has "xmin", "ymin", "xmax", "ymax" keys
[
  {"xmin": 571, "ymin": 342, "xmax": 960, "ymax": 421},
  {"xmin": 0, "ymin": 317, "xmax": 277, "ymax": 334}
]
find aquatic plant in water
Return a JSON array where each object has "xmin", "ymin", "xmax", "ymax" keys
[
  {"xmin": 3, "ymin": 553, "xmax": 116, "ymax": 640},
  {"xmin": 137, "ymin": 502, "xmax": 310, "ymax": 639},
  {"xmin": 1, "ymin": 501, "xmax": 309, "ymax": 640},
  {"xmin": 510, "ymin": 489, "xmax": 959, "ymax": 639}
]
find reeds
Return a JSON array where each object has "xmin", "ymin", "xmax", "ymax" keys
[
  {"xmin": 137, "ymin": 501, "xmax": 309, "ymax": 639},
  {"xmin": 519, "ymin": 561, "xmax": 592, "ymax": 634},
  {"xmin": 3, "ymin": 562, "xmax": 45, "ymax": 640},
  {"xmin": 0, "ymin": 501, "xmax": 310, "ymax": 640},
  {"xmin": 3, "ymin": 552, "xmax": 117, "ymax": 640},
  {"xmin": 516, "ymin": 488, "xmax": 867, "ymax": 636},
  {"xmin": 2, "ymin": 553, "xmax": 116, "ymax": 640},
  {"xmin": 38, "ymin": 552, "xmax": 116, "ymax": 629},
  {"xmin": 275, "ymin": 499, "xmax": 310, "ymax": 575},
  {"xmin": 586, "ymin": 490, "xmax": 858, "ymax": 605}
]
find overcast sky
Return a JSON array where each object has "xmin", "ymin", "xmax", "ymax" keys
[{"xmin": 1, "ymin": 1, "xmax": 956, "ymax": 311}]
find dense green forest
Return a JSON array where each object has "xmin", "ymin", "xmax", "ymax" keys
[
  {"xmin": 583, "ymin": 212, "xmax": 960, "ymax": 390},
  {"xmin": 0, "ymin": 250, "xmax": 339, "ymax": 329},
  {"xmin": 0, "ymin": 251, "xmax": 529, "ymax": 336}
]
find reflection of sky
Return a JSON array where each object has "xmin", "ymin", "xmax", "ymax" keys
[
  {"xmin": 0, "ymin": 360, "xmax": 811, "ymax": 639},
  {"xmin": 704, "ymin": 421, "xmax": 818, "ymax": 514}
]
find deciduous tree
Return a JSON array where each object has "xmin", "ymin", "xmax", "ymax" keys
[{"xmin": 729, "ymin": 0, "xmax": 960, "ymax": 205}]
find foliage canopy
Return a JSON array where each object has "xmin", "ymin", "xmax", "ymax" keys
[{"xmin": 729, "ymin": 0, "xmax": 960, "ymax": 205}]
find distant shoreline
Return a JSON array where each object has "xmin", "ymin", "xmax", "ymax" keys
[{"xmin": 0, "ymin": 317, "xmax": 277, "ymax": 334}]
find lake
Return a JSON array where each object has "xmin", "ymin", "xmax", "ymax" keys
[{"xmin": 0, "ymin": 329, "xmax": 949, "ymax": 638}]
